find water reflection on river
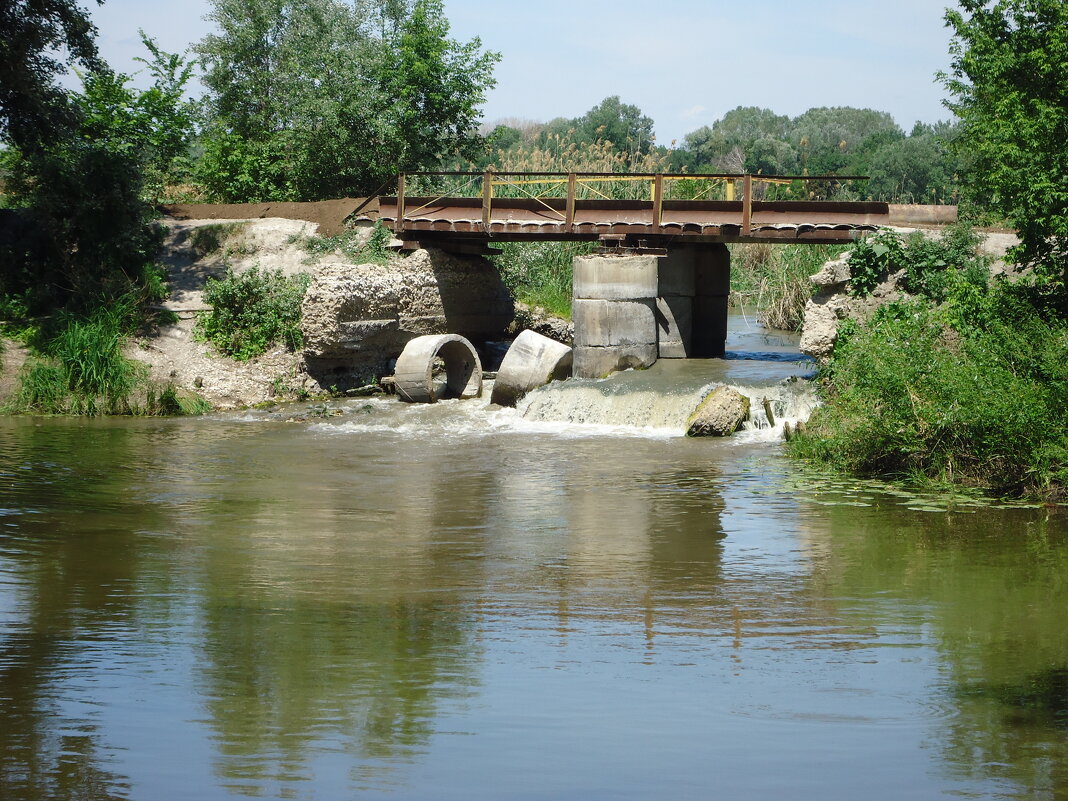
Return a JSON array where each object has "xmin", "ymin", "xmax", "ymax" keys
[{"xmin": 1, "ymin": 346, "xmax": 1067, "ymax": 798}]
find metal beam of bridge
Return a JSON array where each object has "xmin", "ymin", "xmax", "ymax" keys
[{"xmin": 364, "ymin": 171, "xmax": 889, "ymax": 253}]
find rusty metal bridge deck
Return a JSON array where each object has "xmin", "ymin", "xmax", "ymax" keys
[{"xmin": 363, "ymin": 171, "xmax": 889, "ymax": 252}]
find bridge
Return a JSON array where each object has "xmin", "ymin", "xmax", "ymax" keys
[
  {"xmin": 360, "ymin": 172, "xmax": 889, "ymax": 379},
  {"xmin": 369, "ymin": 171, "xmax": 888, "ymax": 253}
]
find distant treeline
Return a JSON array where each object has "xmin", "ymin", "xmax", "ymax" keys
[{"xmin": 471, "ymin": 98, "xmax": 958, "ymax": 205}]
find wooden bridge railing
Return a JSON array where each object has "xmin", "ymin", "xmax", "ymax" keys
[{"xmin": 393, "ymin": 171, "xmax": 871, "ymax": 235}]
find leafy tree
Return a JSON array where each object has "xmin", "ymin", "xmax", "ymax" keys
[
  {"xmin": 713, "ymin": 106, "xmax": 792, "ymax": 152},
  {"xmin": 3, "ymin": 66, "xmax": 167, "ymax": 306},
  {"xmin": 486, "ymin": 124, "xmax": 522, "ymax": 152},
  {"xmin": 679, "ymin": 107, "xmax": 791, "ymax": 172},
  {"xmin": 195, "ymin": 0, "xmax": 498, "ymax": 201},
  {"xmin": 866, "ymin": 123, "xmax": 958, "ymax": 204},
  {"xmin": 0, "ymin": 0, "xmax": 167, "ymax": 316},
  {"xmin": 535, "ymin": 96, "xmax": 655, "ymax": 155},
  {"xmin": 378, "ymin": 0, "xmax": 499, "ymax": 170},
  {"xmin": 943, "ymin": 0, "xmax": 1068, "ymax": 280},
  {"xmin": 679, "ymin": 125, "xmax": 717, "ymax": 169},
  {"xmin": 130, "ymin": 32, "xmax": 199, "ymax": 184},
  {"xmin": 573, "ymin": 95, "xmax": 655, "ymax": 154},
  {"xmin": 747, "ymin": 135, "xmax": 798, "ymax": 175},
  {"xmin": 793, "ymin": 107, "xmax": 902, "ymax": 173},
  {"xmin": 0, "ymin": 0, "xmax": 101, "ymax": 151}
]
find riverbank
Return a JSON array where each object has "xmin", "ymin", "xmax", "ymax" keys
[{"xmin": 788, "ymin": 224, "xmax": 1068, "ymax": 500}]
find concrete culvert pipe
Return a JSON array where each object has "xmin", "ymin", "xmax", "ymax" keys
[
  {"xmin": 490, "ymin": 330, "xmax": 573, "ymax": 408},
  {"xmin": 394, "ymin": 334, "xmax": 483, "ymax": 403}
]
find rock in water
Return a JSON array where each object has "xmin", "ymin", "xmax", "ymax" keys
[{"xmin": 686, "ymin": 386, "xmax": 750, "ymax": 437}]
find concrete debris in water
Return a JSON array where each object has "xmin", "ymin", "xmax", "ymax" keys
[
  {"xmin": 394, "ymin": 334, "xmax": 483, "ymax": 403},
  {"xmin": 490, "ymin": 330, "xmax": 572, "ymax": 408}
]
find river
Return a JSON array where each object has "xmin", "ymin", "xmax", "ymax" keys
[{"xmin": 1, "ymin": 315, "xmax": 1066, "ymax": 800}]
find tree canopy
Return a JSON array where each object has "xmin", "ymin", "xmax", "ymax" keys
[
  {"xmin": 0, "ymin": 0, "xmax": 101, "ymax": 149},
  {"xmin": 195, "ymin": 0, "xmax": 498, "ymax": 201},
  {"xmin": 536, "ymin": 96, "xmax": 656, "ymax": 155},
  {"xmin": 943, "ymin": 0, "xmax": 1068, "ymax": 278}
]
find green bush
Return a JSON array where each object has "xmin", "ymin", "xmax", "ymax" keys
[
  {"xmin": 196, "ymin": 267, "xmax": 311, "ymax": 360},
  {"xmin": 847, "ymin": 224, "xmax": 992, "ymax": 299},
  {"xmin": 6, "ymin": 297, "xmax": 208, "ymax": 417},
  {"xmin": 790, "ymin": 283, "xmax": 1068, "ymax": 499},
  {"xmin": 846, "ymin": 230, "xmax": 905, "ymax": 296},
  {"xmin": 49, "ymin": 303, "xmax": 142, "ymax": 414}
]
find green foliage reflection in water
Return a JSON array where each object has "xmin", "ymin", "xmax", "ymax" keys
[{"xmin": 196, "ymin": 267, "xmax": 311, "ymax": 360}]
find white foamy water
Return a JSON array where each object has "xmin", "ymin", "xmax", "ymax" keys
[
  {"xmin": 518, "ymin": 370, "xmax": 818, "ymax": 440},
  {"xmin": 235, "ymin": 312, "xmax": 820, "ymax": 441},
  {"xmin": 288, "ymin": 363, "xmax": 820, "ymax": 443}
]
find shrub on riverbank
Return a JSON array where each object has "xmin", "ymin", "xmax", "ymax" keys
[
  {"xmin": 788, "ymin": 236, "xmax": 1068, "ymax": 499},
  {"xmin": 195, "ymin": 267, "xmax": 311, "ymax": 360}
]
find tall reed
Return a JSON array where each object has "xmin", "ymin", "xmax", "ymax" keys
[{"xmin": 730, "ymin": 243, "xmax": 848, "ymax": 331}]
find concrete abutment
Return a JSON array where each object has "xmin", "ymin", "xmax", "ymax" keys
[{"xmin": 572, "ymin": 244, "xmax": 730, "ymax": 379}]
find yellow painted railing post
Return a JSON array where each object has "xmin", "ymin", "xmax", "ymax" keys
[
  {"xmin": 726, "ymin": 178, "xmax": 735, "ymax": 202},
  {"xmin": 652, "ymin": 174, "xmax": 664, "ymax": 228},
  {"xmin": 741, "ymin": 174, "xmax": 753, "ymax": 234},
  {"xmin": 565, "ymin": 173, "xmax": 577, "ymax": 231}
]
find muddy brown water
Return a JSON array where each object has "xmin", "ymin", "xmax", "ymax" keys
[{"xmin": 2, "ymin": 317, "xmax": 1066, "ymax": 800}]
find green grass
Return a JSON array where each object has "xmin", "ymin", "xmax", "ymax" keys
[
  {"xmin": 188, "ymin": 222, "xmax": 250, "ymax": 257},
  {"xmin": 5, "ymin": 296, "xmax": 209, "ymax": 416},
  {"xmin": 491, "ymin": 241, "xmax": 595, "ymax": 319},
  {"xmin": 296, "ymin": 221, "xmax": 393, "ymax": 265}
]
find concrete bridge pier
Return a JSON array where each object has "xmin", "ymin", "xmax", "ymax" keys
[{"xmin": 572, "ymin": 244, "xmax": 730, "ymax": 379}]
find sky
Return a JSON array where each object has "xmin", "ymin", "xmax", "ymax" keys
[{"xmin": 77, "ymin": 0, "xmax": 957, "ymax": 145}]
